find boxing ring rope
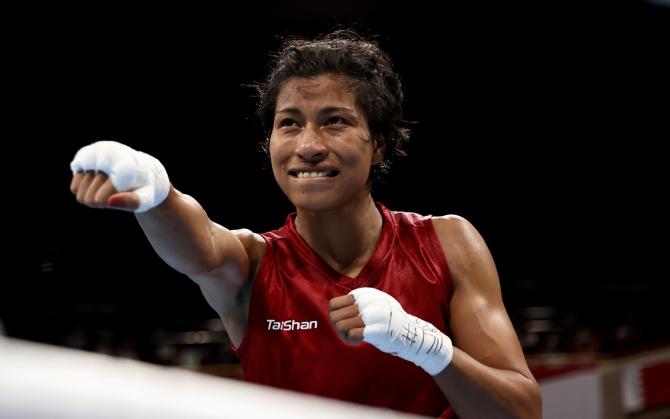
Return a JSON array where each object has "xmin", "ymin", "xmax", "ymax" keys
[{"xmin": 0, "ymin": 336, "xmax": 418, "ymax": 419}]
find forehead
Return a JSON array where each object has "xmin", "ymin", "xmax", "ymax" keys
[{"xmin": 275, "ymin": 74, "xmax": 356, "ymax": 110}]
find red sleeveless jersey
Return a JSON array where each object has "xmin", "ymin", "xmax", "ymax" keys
[{"xmin": 233, "ymin": 204, "xmax": 455, "ymax": 417}]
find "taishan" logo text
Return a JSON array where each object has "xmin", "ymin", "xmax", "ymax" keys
[{"xmin": 266, "ymin": 319, "xmax": 318, "ymax": 331}]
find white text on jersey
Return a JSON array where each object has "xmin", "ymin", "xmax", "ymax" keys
[{"xmin": 266, "ymin": 319, "xmax": 318, "ymax": 331}]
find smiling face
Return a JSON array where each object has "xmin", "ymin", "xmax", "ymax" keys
[{"xmin": 269, "ymin": 74, "xmax": 383, "ymax": 212}]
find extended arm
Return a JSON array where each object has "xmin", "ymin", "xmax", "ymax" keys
[{"xmin": 69, "ymin": 142, "xmax": 256, "ymax": 332}]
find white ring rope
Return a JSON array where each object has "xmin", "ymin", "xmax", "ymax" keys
[{"xmin": 0, "ymin": 337, "xmax": 420, "ymax": 419}]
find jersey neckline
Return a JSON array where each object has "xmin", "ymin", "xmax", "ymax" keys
[{"xmin": 283, "ymin": 202, "xmax": 397, "ymax": 291}]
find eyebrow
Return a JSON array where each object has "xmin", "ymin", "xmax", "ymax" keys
[{"xmin": 275, "ymin": 106, "xmax": 356, "ymax": 116}]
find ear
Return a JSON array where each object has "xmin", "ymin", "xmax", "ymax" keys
[
  {"xmin": 263, "ymin": 136, "xmax": 271, "ymax": 155},
  {"xmin": 371, "ymin": 139, "xmax": 386, "ymax": 165}
]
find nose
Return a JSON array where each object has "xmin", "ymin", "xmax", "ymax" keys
[{"xmin": 296, "ymin": 125, "xmax": 328, "ymax": 162}]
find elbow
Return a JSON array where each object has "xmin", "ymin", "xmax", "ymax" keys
[
  {"xmin": 499, "ymin": 373, "xmax": 542, "ymax": 419},
  {"xmin": 516, "ymin": 378, "xmax": 542, "ymax": 419},
  {"xmin": 533, "ymin": 383, "xmax": 543, "ymax": 419}
]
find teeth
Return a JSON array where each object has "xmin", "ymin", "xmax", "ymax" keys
[{"xmin": 297, "ymin": 171, "xmax": 329, "ymax": 178}]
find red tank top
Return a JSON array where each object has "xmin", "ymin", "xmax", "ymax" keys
[{"xmin": 233, "ymin": 204, "xmax": 455, "ymax": 417}]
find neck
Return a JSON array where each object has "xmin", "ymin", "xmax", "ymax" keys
[{"xmin": 294, "ymin": 194, "xmax": 383, "ymax": 277}]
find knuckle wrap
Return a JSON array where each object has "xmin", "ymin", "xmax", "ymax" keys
[
  {"xmin": 70, "ymin": 141, "xmax": 170, "ymax": 212},
  {"xmin": 349, "ymin": 287, "xmax": 453, "ymax": 376}
]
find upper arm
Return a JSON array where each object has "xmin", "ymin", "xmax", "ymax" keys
[
  {"xmin": 432, "ymin": 215, "xmax": 533, "ymax": 378},
  {"xmin": 189, "ymin": 225, "xmax": 266, "ymax": 315}
]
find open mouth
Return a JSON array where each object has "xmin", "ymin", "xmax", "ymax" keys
[{"xmin": 288, "ymin": 169, "xmax": 340, "ymax": 179}]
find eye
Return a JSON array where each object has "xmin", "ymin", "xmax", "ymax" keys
[
  {"xmin": 325, "ymin": 116, "xmax": 347, "ymax": 126},
  {"xmin": 278, "ymin": 118, "xmax": 298, "ymax": 128}
]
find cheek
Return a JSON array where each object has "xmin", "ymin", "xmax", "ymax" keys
[
  {"xmin": 349, "ymin": 143, "xmax": 376, "ymax": 170},
  {"xmin": 268, "ymin": 137, "xmax": 282, "ymax": 164},
  {"xmin": 268, "ymin": 138, "xmax": 288, "ymax": 180}
]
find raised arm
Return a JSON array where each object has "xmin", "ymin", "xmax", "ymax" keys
[
  {"xmin": 132, "ymin": 187, "xmax": 249, "ymax": 288},
  {"xmin": 69, "ymin": 141, "xmax": 260, "ymax": 344}
]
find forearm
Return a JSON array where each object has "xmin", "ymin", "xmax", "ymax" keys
[
  {"xmin": 135, "ymin": 186, "xmax": 222, "ymax": 275},
  {"xmin": 434, "ymin": 347, "xmax": 541, "ymax": 419}
]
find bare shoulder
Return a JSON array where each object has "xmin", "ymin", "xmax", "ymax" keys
[
  {"xmin": 430, "ymin": 215, "xmax": 498, "ymax": 291},
  {"xmin": 231, "ymin": 228, "xmax": 267, "ymax": 278},
  {"xmin": 231, "ymin": 228, "xmax": 265, "ymax": 249},
  {"xmin": 431, "ymin": 214, "xmax": 488, "ymax": 261},
  {"xmin": 431, "ymin": 214, "xmax": 476, "ymax": 239}
]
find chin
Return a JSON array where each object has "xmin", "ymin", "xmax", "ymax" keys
[
  {"xmin": 279, "ymin": 180, "xmax": 368, "ymax": 213},
  {"xmin": 291, "ymin": 197, "xmax": 340, "ymax": 213},
  {"xmin": 288, "ymin": 188, "xmax": 358, "ymax": 213}
]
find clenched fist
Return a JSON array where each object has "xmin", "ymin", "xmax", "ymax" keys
[
  {"xmin": 329, "ymin": 287, "xmax": 453, "ymax": 376},
  {"xmin": 70, "ymin": 141, "xmax": 170, "ymax": 212}
]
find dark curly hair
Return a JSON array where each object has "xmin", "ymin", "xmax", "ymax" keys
[{"xmin": 255, "ymin": 29, "xmax": 410, "ymax": 183}]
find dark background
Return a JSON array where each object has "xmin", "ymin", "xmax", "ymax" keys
[{"xmin": 4, "ymin": 1, "xmax": 669, "ymax": 365}]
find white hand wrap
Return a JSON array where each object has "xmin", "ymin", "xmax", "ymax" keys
[
  {"xmin": 70, "ymin": 141, "xmax": 170, "ymax": 213},
  {"xmin": 350, "ymin": 287, "xmax": 453, "ymax": 376}
]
